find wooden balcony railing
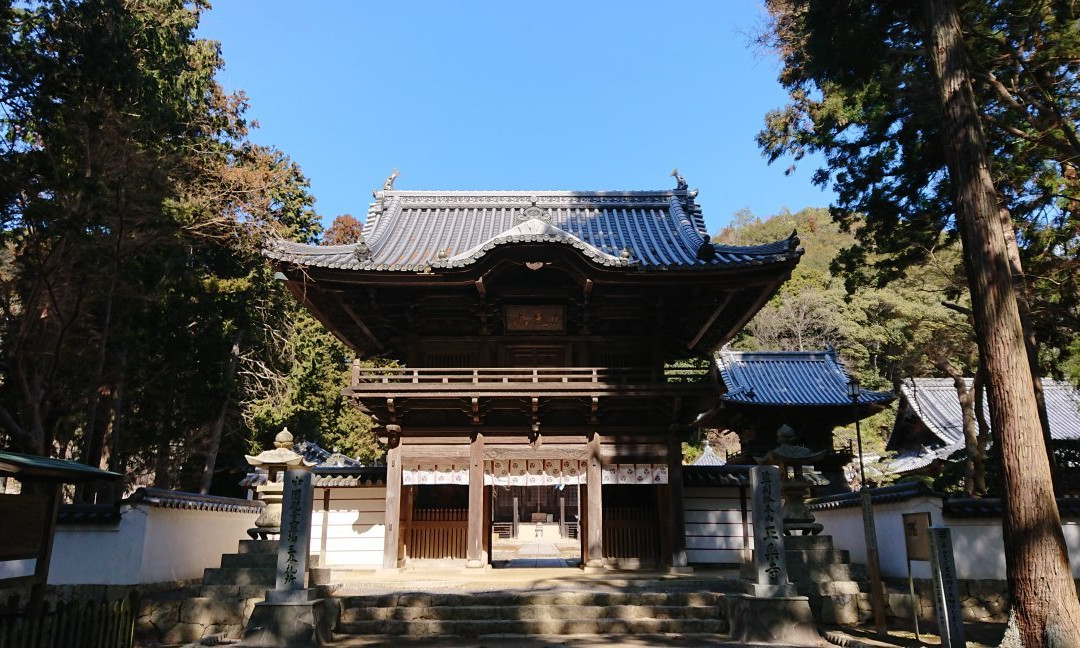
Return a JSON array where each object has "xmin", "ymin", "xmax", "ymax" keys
[{"xmin": 349, "ymin": 365, "xmax": 714, "ymax": 392}]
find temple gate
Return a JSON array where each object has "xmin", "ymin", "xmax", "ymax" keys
[{"xmin": 267, "ymin": 176, "xmax": 801, "ymax": 570}]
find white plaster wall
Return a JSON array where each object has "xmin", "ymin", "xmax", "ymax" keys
[
  {"xmin": 683, "ymin": 486, "xmax": 749, "ymax": 564},
  {"xmin": 138, "ymin": 506, "xmax": 256, "ymax": 583},
  {"xmin": 815, "ymin": 496, "xmax": 1080, "ymax": 580},
  {"xmin": 311, "ymin": 486, "xmax": 385, "ymax": 567},
  {"xmin": 48, "ymin": 509, "xmax": 147, "ymax": 585},
  {"xmin": 813, "ymin": 496, "xmax": 944, "ymax": 579},
  {"xmin": 48, "ymin": 504, "xmax": 255, "ymax": 585}
]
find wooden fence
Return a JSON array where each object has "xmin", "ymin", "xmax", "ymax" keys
[
  {"xmin": 0, "ymin": 593, "xmax": 136, "ymax": 648},
  {"xmin": 603, "ymin": 507, "xmax": 659, "ymax": 561},
  {"xmin": 405, "ymin": 508, "xmax": 468, "ymax": 560}
]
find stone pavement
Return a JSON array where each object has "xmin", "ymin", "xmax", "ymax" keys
[{"xmin": 326, "ymin": 634, "xmax": 835, "ymax": 647}]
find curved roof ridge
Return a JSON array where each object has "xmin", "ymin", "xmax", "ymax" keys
[{"xmin": 439, "ymin": 218, "xmax": 630, "ymax": 268}]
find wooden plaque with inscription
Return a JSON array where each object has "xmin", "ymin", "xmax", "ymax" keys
[
  {"xmin": 505, "ymin": 305, "xmax": 564, "ymax": 332},
  {"xmin": 0, "ymin": 494, "xmax": 50, "ymax": 561}
]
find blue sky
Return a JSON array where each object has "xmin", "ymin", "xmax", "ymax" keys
[{"xmin": 198, "ymin": 1, "xmax": 836, "ymax": 234}]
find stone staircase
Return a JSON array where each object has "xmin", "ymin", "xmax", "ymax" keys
[
  {"xmin": 138, "ymin": 539, "xmax": 276, "ymax": 644},
  {"xmin": 785, "ymin": 535, "xmax": 870, "ymax": 625},
  {"xmin": 335, "ymin": 589, "xmax": 731, "ymax": 639}
]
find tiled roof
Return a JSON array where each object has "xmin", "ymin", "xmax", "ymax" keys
[
  {"xmin": 691, "ymin": 442, "xmax": 726, "ymax": 466},
  {"xmin": 296, "ymin": 440, "xmax": 363, "ymax": 468},
  {"xmin": 57, "ymin": 503, "xmax": 122, "ymax": 525},
  {"xmin": 123, "ymin": 487, "xmax": 264, "ymax": 514},
  {"xmin": 716, "ymin": 348, "xmax": 894, "ymax": 407},
  {"xmin": 0, "ymin": 450, "xmax": 122, "ymax": 483},
  {"xmin": 311, "ymin": 466, "xmax": 387, "ymax": 488},
  {"xmin": 807, "ymin": 481, "xmax": 944, "ymax": 511},
  {"xmin": 266, "ymin": 188, "xmax": 801, "ymax": 273},
  {"xmin": 887, "ymin": 444, "xmax": 959, "ymax": 473},
  {"xmin": 944, "ymin": 496, "xmax": 1080, "ymax": 519},
  {"xmin": 896, "ymin": 377, "xmax": 1080, "ymax": 447}
]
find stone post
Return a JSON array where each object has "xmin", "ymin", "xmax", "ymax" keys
[
  {"xmin": 241, "ymin": 430, "xmax": 330, "ymax": 647},
  {"xmin": 729, "ymin": 465, "xmax": 818, "ymax": 645}
]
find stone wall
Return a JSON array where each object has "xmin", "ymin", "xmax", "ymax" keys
[{"xmin": 881, "ymin": 578, "xmax": 1013, "ymax": 624}]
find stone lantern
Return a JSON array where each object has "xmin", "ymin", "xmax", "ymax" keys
[
  {"xmin": 244, "ymin": 428, "xmax": 314, "ymax": 539},
  {"xmin": 756, "ymin": 424, "xmax": 826, "ymax": 536}
]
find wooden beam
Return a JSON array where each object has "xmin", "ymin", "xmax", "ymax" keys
[
  {"xmin": 401, "ymin": 444, "xmax": 470, "ymax": 460},
  {"xmin": 688, "ymin": 292, "xmax": 734, "ymax": 350},
  {"xmin": 383, "ymin": 444, "xmax": 402, "ymax": 569},
  {"xmin": 711, "ymin": 280, "xmax": 784, "ymax": 350},
  {"xmin": 483, "ymin": 444, "xmax": 588, "ymax": 460},
  {"xmin": 340, "ymin": 302, "xmax": 386, "ymax": 352},
  {"xmin": 474, "ymin": 277, "xmax": 486, "ymax": 298},
  {"xmin": 585, "ymin": 433, "xmax": 604, "ymax": 568},
  {"xmin": 467, "ymin": 432, "xmax": 485, "ymax": 568}
]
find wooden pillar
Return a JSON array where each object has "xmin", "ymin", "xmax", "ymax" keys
[
  {"xmin": 382, "ymin": 443, "xmax": 402, "ymax": 569},
  {"xmin": 585, "ymin": 433, "xmax": 604, "ymax": 567},
  {"xmin": 667, "ymin": 430, "xmax": 688, "ymax": 569},
  {"xmin": 512, "ymin": 495, "xmax": 519, "ymax": 539},
  {"xmin": 467, "ymin": 431, "xmax": 485, "ymax": 568},
  {"xmin": 402, "ymin": 486, "xmax": 415, "ymax": 561},
  {"xmin": 656, "ymin": 483, "xmax": 672, "ymax": 566},
  {"xmin": 483, "ymin": 485, "xmax": 492, "ymax": 564},
  {"xmin": 559, "ymin": 496, "xmax": 566, "ymax": 538}
]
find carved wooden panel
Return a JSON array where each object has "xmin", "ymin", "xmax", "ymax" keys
[{"xmin": 505, "ymin": 305, "xmax": 564, "ymax": 332}]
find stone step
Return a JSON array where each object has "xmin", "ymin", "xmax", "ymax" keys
[
  {"xmin": 198, "ymin": 584, "xmax": 268, "ymax": 600},
  {"xmin": 341, "ymin": 590, "xmax": 724, "ymax": 609},
  {"xmin": 784, "ymin": 535, "xmax": 835, "ymax": 552},
  {"xmin": 794, "ymin": 580, "xmax": 863, "ymax": 596},
  {"xmin": 201, "ymin": 567, "xmax": 277, "ymax": 587},
  {"xmin": 341, "ymin": 604, "xmax": 722, "ymax": 623},
  {"xmin": 220, "ymin": 552, "xmax": 278, "ymax": 569},
  {"xmin": 236, "ymin": 539, "xmax": 279, "ymax": 555},
  {"xmin": 788, "ymin": 562, "xmax": 864, "ymax": 582},
  {"xmin": 336, "ymin": 617, "xmax": 730, "ymax": 637},
  {"xmin": 785, "ymin": 547, "xmax": 850, "ymax": 565}
]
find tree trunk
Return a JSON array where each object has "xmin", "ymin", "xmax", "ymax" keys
[
  {"xmin": 106, "ymin": 345, "xmax": 128, "ymax": 503},
  {"xmin": 937, "ymin": 358, "xmax": 978, "ymax": 496},
  {"xmin": 999, "ymin": 207, "xmax": 1060, "ymax": 494},
  {"xmin": 199, "ymin": 329, "xmax": 244, "ymax": 495},
  {"xmin": 972, "ymin": 361, "xmax": 989, "ymax": 496},
  {"xmin": 923, "ymin": 0, "xmax": 1080, "ymax": 644}
]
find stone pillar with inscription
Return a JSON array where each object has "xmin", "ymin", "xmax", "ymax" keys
[
  {"xmin": 747, "ymin": 465, "xmax": 796, "ymax": 597},
  {"xmin": 729, "ymin": 465, "xmax": 819, "ymax": 645},
  {"xmin": 242, "ymin": 434, "xmax": 332, "ymax": 647}
]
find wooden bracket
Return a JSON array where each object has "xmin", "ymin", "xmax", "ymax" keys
[
  {"xmin": 589, "ymin": 396, "xmax": 600, "ymax": 425},
  {"xmin": 689, "ymin": 293, "xmax": 734, "ymax": 351},
  {"xmin": 471, "ymin": 397, "xmax": 482, "ymax": 425},
  {"xmin": 387, "ymin": 397, "xmax": 398, "ymax": 424}
]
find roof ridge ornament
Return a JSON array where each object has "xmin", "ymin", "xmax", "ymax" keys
[
  {"xmin": 353, "ymin": 232, "xmax": 371, "ymax": 261},
  {"xmin": 671, "ymin": 168, "xmax": 688, "ymax": 190},
  {"xmin": 383, "ymin": 169, "xmax": 400, "ymax": 191}
]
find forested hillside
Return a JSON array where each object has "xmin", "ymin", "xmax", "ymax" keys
[
  {"xmin": 716, "ymin": 207, "xmax": 977, "ymax": 458},
  {"xmin": 718, "ymin": 205, "xmax": 1080, "ymax": 479}
]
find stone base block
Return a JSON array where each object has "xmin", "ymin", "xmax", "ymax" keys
[
  {"xmin": 743, "ymin": 581, "xmax": 799, "ymax": 597},
  {"xmin": 240, "ymin": 596, "xmax": 335, "ymax": 648},
  {"xmin": 728, "ymin": 593, "xmax": 820, "ymax": 646}
]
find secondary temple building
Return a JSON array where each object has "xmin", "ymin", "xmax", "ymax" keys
[{"xmin": 266, "ymin": 174, "xmax": 877, "ymax": 571}]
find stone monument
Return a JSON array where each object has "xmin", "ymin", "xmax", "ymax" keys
[
  {"xmin": 729, "ymin": 464, "xmax": 818, "ymax": 645},
  {"xmin": 241, "ymin": 431, "xmax": 332, "ymax": 648}
]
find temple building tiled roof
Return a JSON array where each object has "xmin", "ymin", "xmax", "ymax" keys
[
  {"xmin": 716, "ymin": 348, "xmax": 894, "ymax": 408},
  {"xmin": 887, "ymin": 377, "xmax": 1080, "ymax": 474},
  {"xmin": 691, "ymin": 442, "xmax": 727, "ymax": 466},
  {"xmin": 267, "ymin": 189, "xmax": 800, "ymax": 273}
]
